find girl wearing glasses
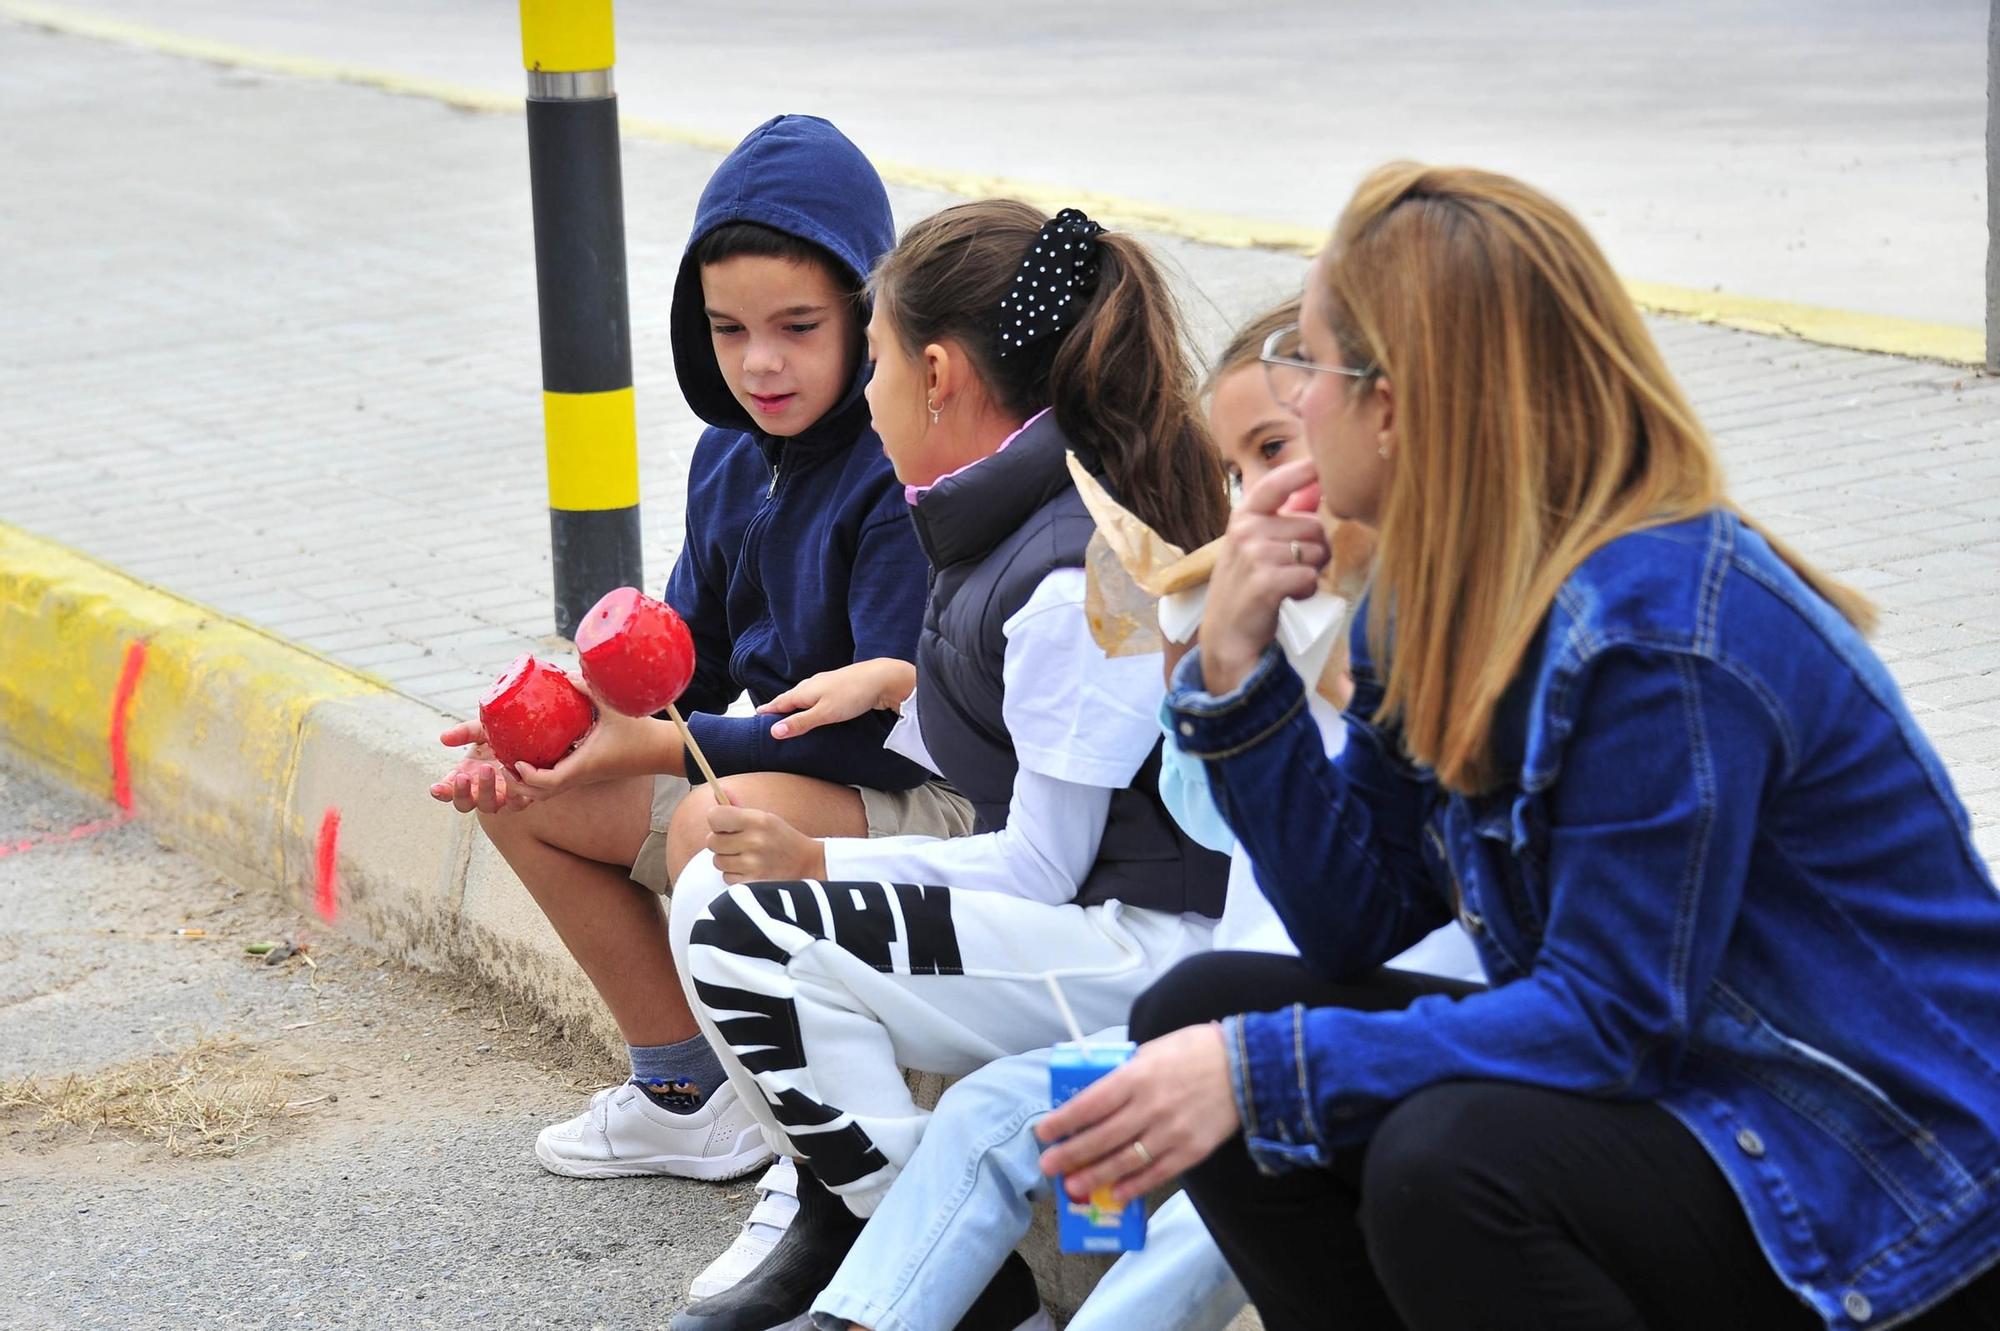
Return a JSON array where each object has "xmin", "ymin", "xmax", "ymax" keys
[{"xmin": 1039, "ymin": 163, "xmax": 2000, "ymax": 1330}]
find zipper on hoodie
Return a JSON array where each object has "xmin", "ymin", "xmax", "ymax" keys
[{"xmin": 727, "ymin": 444, "xmax": 788, "ymax": 686}]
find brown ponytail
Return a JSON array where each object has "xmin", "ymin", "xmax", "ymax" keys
[{"xmin": 874, "ymin": 200, "xmax": 1228, "ymax": 552}]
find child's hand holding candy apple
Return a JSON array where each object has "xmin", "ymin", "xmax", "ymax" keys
[
  {"xmin": 462, "ymin": 586, "xmax": 724, "ymax": 807},
  {"xmin": 432, "ymin": 588, "xmax": 703, "ymax": 812},
  {"xmin": 430, "ymin": 718, "xmax": 538, "ymax": 814},
  {"xmin": 433, "ymin": 654, "xmax": 609, "ymax": 812},
  {"xmin": 433, "ymin": 587, "xmax": 821, "ymax": 885},
  {"xmin": 505, "ymin": 687, "xmax": 676, "ymax": 799},
  {"xmin": 508, "ymin": 588, "xmax": 710, "ymax": 800},
  {"xmin": 431, "ymin": 656, "xmax": 593, "ymax": 813}
]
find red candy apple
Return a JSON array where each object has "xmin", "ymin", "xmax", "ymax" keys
[
  {"xmin": 478, "ymin": 654, "xmax": 595, "ymax": 771},
  {"xmin": 575, "ymin": 586, "xmax": 697, "ymax": 718}
]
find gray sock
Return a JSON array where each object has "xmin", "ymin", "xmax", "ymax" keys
[{"xmin": 627, "ymin": 1034, "xmax": 726, "ymax": 1113}]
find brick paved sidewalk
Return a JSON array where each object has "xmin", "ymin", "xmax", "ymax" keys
[{"xmin": 4, "ymin": 21, "xmax": 1998, "ymax": 860}]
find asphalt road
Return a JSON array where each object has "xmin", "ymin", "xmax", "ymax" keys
[{"xmin": 0, "ymin": 755, "xmax": 746, "ymax": 1331}]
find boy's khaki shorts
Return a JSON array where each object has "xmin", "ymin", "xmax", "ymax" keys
[{"xmin": 628, "ymin": 773, "xmax": 975, "ymax": 895}]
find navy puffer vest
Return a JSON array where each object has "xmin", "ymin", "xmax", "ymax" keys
[{"xmin": 908, "ymin": 413, "xmax": 1228, "ymax": 918}]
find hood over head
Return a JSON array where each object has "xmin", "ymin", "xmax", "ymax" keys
[{"xmin": 670, "ymin": 114, "xmax": 896, "ymax": 449}]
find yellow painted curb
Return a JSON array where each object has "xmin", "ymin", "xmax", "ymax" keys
[
  {"xmin": 1, "ymin": 0, "xmax": 1985, "ymax": 368},
  {"xmin": 0, "ymin": 523, "xmax": 625, "ymax": 1051},
  {"xmin": 0, "ymin": 521, "xmax": 386, "ymax": 878},
  {"xmin": 1622, "ymin": 281, "xmax": 1985, "ymax": 368},
  {"xmin": 0, "ymin": 522, "xmax": 622, "ymax": 1041}
]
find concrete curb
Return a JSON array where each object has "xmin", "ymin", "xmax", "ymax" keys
[
  {"xmin": 0, "ymin": 519, "xmax": 1141, "ymax": 1320},
  {"xmin": 0, "ymin": 520, "xmax": 624, "ymax": 1054}
]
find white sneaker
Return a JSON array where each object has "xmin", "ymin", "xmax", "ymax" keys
[
  {"xmin": 688, "ymin": 1155, "xmax": 800, "ymax": 1301},
  {"xmin": 534, "ymin": 1079, "xmax": 773, "ymax": 1181}
]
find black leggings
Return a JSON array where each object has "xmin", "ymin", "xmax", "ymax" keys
[{"xmin": 1130, "ymin": 951, "xmax": 2000, "ymax": 1331}]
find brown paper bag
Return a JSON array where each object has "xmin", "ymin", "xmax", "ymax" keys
[{"xmin": 1065, "ymin": 453, "xmax": 1376, "ymax": 703}]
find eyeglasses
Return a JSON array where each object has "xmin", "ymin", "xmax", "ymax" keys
[{"xmin": 1259, "ymin": 324, "xmax": 1374, "ymax": 409}]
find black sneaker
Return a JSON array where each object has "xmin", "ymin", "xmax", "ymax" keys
[
  {"xmin": 955, "ymin": 1252, "xmax": 1049, "ymax": 1331},
  {"xmin": 671, "ymin": 1164, "xmax": 864, "ymax": 1331},
  {"xmin": 808, "ymin": 1252, "xmax": 1050, "ymax": 1331}
]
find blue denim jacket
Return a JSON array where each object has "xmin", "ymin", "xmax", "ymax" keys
[{"xmin": 1168, "ymin": 511, "xmax": 2000, "ymax": 1328}]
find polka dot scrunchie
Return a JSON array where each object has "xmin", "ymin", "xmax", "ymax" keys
[{"xmin": 997, "ymin": 207, "xmax": 1104, "ymax": 359}]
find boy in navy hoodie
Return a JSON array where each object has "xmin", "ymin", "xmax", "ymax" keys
[{"xmin": 430, "ymin": 117, "xmax": 966, "ymax": 1196}]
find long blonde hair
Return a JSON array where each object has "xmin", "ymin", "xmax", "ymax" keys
[{"xmin": 1323, "ymin": 162, "xmax": 1872, "ymax": 793}]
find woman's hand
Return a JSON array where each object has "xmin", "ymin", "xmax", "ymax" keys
[
  {"xmin": 758, "ymin": 659, "xmax": 917, "ymax": 739},
  {"xmin": 1034, "ymin": 1024, "xmax": 1241, "ymax": 1205},
  {"xmin": 511, "ymin": 700, "xmax": 683, "ymax": 800},
  {"xmin": 1201, "ymin": 458, "xmax": 1328, "ymax": 695},
  {"xmin": 430, "ymin": 722, "xmax": 534, "ymax": 814},
  {"xmin": 705, "ymin": 804, "xmax": 828, "ymax": 885}
]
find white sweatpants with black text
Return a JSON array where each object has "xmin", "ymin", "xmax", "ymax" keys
[{"xmin": 668, "ymin": 851, "xmax": 1212, "ymax": 1217}]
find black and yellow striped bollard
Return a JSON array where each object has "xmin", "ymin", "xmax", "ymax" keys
[{"xmin": 520, "ymin": 0, "xmax": 643, "ymax": 638}]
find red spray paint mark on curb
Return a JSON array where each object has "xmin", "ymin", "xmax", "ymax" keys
[
  {"xmin": 0, "ymin": 640, "xmax": 150, "ymax": 864},
  {"xmin": 314, "ymin": 808, "xmax": 341, "ymax": 922},
  {"xmin": 109, "ymin": 640, "xmax": 148, "ymax": 814}
]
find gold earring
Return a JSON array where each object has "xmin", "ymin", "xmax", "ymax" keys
[{"xmin": 928, "ymin": 398, "xmax": 942, "ymax": 426}]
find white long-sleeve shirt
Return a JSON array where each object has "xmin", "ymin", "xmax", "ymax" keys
[{"xmin": 821, "ymin": 568, "xmax": 1164, "ymax": 905}]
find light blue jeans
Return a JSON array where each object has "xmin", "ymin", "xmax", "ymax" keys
[{"xmin": 811, "ymin": 1035, "xmax": 1247, "ymax": 1331}]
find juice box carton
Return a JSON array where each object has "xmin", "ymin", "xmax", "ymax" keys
[{"xmin": 1049, "ymin": 1040, "xmax": 1147, "ymax": 1253}]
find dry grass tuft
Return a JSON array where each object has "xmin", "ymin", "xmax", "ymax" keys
[{"xmin": 0, "ymin": 1032, "xmax": 314, "ymax": 1157}]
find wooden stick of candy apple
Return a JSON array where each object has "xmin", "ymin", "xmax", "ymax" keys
[
  {"xmin": 575, "ymin": 587, "xmax": 732, "ymax": 807},
  {"xmin": 665, "ymin": 702, "xmax": 732, "ymax": 805}
]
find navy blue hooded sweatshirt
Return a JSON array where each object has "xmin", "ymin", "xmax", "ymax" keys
[{"xmin": 663, "ymin": 115, "xmax": 931, "ymax": 792}]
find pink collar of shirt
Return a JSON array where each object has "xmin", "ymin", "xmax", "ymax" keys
[{"xmin": 903, "ymin": 407, "xmax": 1052, "ymax": 507}]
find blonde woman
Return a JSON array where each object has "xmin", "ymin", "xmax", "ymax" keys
[{"xmin": 1038, "ymin": 164, "xmax": 2000, "ymax": 1330}]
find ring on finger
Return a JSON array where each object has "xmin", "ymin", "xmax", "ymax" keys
[
  {"xmin": 1130, "ymin": 1139, "xmax": 1155, "ymax": 1167},
  {"xmin": 1289, "ymin": 538, "xmax": 1303, "ymax": 564}
]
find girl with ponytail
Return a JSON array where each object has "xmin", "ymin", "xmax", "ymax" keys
[{"xmin": 663, "ymin": 202, "xmax": 1231, "ymax": 1331}]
